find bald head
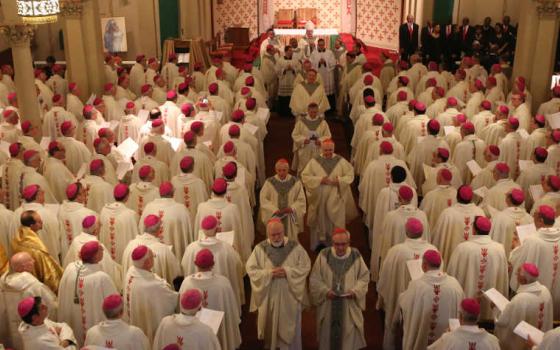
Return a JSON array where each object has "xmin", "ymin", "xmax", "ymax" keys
[
  {"xmin": 10, "ymin": 252, "xmax": 34, "ymax": 273},
  {"xmin": 275, "ymin": 160, "xmax": 289, "ymax": 180},
  {"xmin": 321, "ymin": 140, "xmax": 335, "ymax": 158},
  {"xmin": 267, "ymin": 219, "xmax": 285, "ymax": 246}
]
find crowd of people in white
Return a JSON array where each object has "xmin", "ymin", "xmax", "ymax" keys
[{"xmin": 1, "ymin": 23, "xmax": 560, "ymax": 350}]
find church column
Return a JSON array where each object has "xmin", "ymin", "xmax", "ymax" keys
[
  {"xmin": 512, "ymin": 0, "xmax": 539, "ymax": 81},
  {"xmin": 60, "ymin": 0, "xmax": 89, "ymax": 100},
  {"xmin": 529, "ymin": 1, "xmax": 560, "ymax": 113},
  {"xmin": 0, "ymin": 25, "xmax": 42, "ymax": 129},
  {"xmin": 80, "ymin": 0, "xmax": 105, "ymax": 95}
]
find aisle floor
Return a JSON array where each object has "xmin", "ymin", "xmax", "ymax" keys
[{"xmin": 237, "ymin": 112, "xmax": 385, "ymax": 349}]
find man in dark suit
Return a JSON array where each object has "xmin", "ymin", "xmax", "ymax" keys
[
  {"xmin": 459, "ymin": 17, "xmax": 475, "ymax": 55},
  {"xmin": 420, "ymin": 21, "xmax": 434, "ymax": 63},
  {"xmin": 399, "ymin": 14, "xmax": 419, "ymax": 61},
  {"xmin": 442, "ymin": 23, "xmax": 460, "ymax": 70}
]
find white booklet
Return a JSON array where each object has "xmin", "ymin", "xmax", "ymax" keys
[
  {"xmin": 529, "ymin": 185, "xmax": 544, "ymax": 201},
  {"xmin": 406, "ymin": 259, "xmax": 424, "ymax": 280},
  {"xmin": 116, "ymin": 161, "xmax": 133, "ymax": 180},
  {"xmin": 216, "ymin": 231, "xmax": 234, "ymax": 246},
  {"xmin": 513, "ymin": 321, "xmax": 544, "ymax": 345},
  {"xmin": 116, "ymin": 138, "xmax": 139, "ymax": 160},
  {"xmin": 546, "ymin": 112, "xmax": 560, "ymax": 129},
  {"xmin": 516, "ymin": 223, "xmax": 537, "ymax": 244},
  {"xmin": 473, "ymin": 186, "xmax": 488, "ymax": 199},
  {"xmin": 196, "ymin": 308, "xmax": 224, "ymax": 335},
  {"xmin": 483, "ymin": 288, "xmax": 510, "ymax": 312},
  {"xmin": 443, "ymin": 126, "xmax": 455, "ymax": 136},
  {"xmin": 466, "ymin": 160, "xmax": 482, "ymax": 177}
]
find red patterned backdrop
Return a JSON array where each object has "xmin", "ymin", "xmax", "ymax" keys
[
  {"xmin": 213, "ymin": 0, "xmax": 259, "ymax": 39},
  {"xmin": 356, "ymin": 0, "xmax": 402, "ymax": 50}
]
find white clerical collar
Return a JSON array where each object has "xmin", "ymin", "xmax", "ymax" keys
[
  {"xmin": 460, "ymin": 325, "xmax": 482, "ymax": 333},
  {"xmin": 199, "ymin": 235, "xmax": 219, "ymax": 246},
  {"xmin": 194, "ymin": 271, "xmax": 213, "ymax": 280},
  {"xmin": 518, "ymin": 281, "xmax": 543, "ymax": 294}
]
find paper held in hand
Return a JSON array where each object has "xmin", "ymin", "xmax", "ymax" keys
[
  {"xmin": 138, "ymin": 110, "xmax": 150, "ymax": 124},
  {"xmin": 466, "ymin": 160, "xmax": 482, "ymax": 177},
  {"xmin": 406, "ymin": 259, "xmax": 424, "ymax": 280},
  {"xmin": 257, "ymin": 107, "xmax": 270, "ymax": 124},
  {"xmin": 513, "ymin": 321, "xmax": 544, "ymax": 345},
  {"xmin": 216, "ymin": 231, "xmax": 234, "ymax": 246},
  {"xmin": 116, "ymin": 138, "xmax": 139, "ymax": 160},
  {"xmin": 116, "ymin": 161, "xmax": 133, "ymax": 180},
  {"xmin": 196, "ymin": 308, "xmax": 224, "ymax": 335},
  {"xmin": 529, "ymin": 185, "xmax": 544, "ymax": 201},
  {"xmin": 162, "ymin": 136, "xmax": 183, "ymax": 151},
  {"xmin": 483, "ymin": 288, "xmax": 510, "ymax": 312},
  {"xmin": 546, "ymin": 112, "xmax": 560, "ymax": 130},
  {"xmin": 473, "ymin": 186, "xmax": 488, "ymax": 199},
  {"xmin": 74, "ymin": 163, "xmax": 88, "ymax": 181},
  {"xmin": 516, "ymin": 223, "xmax": 537, "ymax": 244},
  {"xmin": 244, "ymin": 123, "xmax": 258, "ymax": 135}
]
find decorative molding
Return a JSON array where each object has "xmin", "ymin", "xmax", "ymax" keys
[
  {"xmin": 534, "ymin": 0, "xmax": 560, "ymax": 18},
  {"xmin": 60, "ymin": 0, "xmax": 83, "ymax": 18},
  {"xmin": 0, "ymin": 24, "xmax": 36, "ymax": 46}
]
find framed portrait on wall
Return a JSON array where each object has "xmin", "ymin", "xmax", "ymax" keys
[{"xmin": 101, "ymin": 17, "xmax": 128, "ymax": 53}]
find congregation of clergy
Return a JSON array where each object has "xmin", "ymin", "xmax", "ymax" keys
[{"xmin": 1, "ymin": 11, "xmax": 560, "ymax": 350}]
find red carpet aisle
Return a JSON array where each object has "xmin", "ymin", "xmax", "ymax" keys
[{"xmin": 238, "ymin": 113, "xmax": 385, "ymax": 349}]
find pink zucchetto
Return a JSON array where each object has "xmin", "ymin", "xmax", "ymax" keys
[
  {"xmin": 439, "ymin": 168, "xmax": 452, "ymax": 181},
  {"xmin": 22, "ymin": 185, "xmax": 39, "ymax": 201},
  {"xmin": 60, "ymin": 120, "xmax": 74, "ymax": 135},
  {"xmin": 66, "ymin": 183, "xmax": 79, "ymax": 200},
  {"xmin": 447, "ymin": 97, "xmax": 458, "ymax": 106},
  {"xmin": 9, "ymin": 142, "xmax": 20, "ymax": 157},
  {"xmin": 510, "ymin": 188, "xmax": 525, "ymax": 205},
  {"xmin": 143, "ymin": 142, "xmax": 155, "ymax": 154},
  {"xmin": 488, "ymin": 145, "xmax": 500, "ymax": 157},
  {"xmin": 397, "ymin": 91, "xmax": 408, "ymax": 101},
  {"xmin": 138, "ymin": 165, "xmax": 153, "ymax": 179},
  {"xmin": 461, "ymin": 298, "xmax": 481, "ymax": 316},
  {"xmin": 246, "ymin": 97, "xmax": 257, "ymax": 110},
  {"xmin": 474, "ymin": 216, "xmax": 491, "ymax": 233},
  {"xmin": 166, "ymin": 90, "xmax": 177, "ymax": 100},
  {"xmin": 380, "ymin": 141, "xmax": 393, "ymax": 154},
  {"xmin": 364, "ymin": 95, "xmax": 375, "ymax": 105},
  {"xmin": 498, "ymin": 105, "xmax": 509, "ymax": 115},
  {"xmin": 423, "ymin": 249, "xmax": 442, "ymax": 267},
  {"xmin": 461, "ymin": 121, "xmax": 475, "ymax": 133},
  {"xmin": 223, "ymin": 162, "xmax": 237, "ymax": 178},
  {"xmin": 398, "ymin": 185, "xmax": 413, "ymax": 201},
  {"xmin": 495, "ymin": 162, "xmax": 509, "ymax": 174},
  {"xmin": 458, "ymin": 185, "xmax": 473, "ymax": 202},
  {"xmin": 414, "ymin": 102, "xmax": 426, "ymax": 113},
  {"xmin": 194, "ymin": 249, "xmax": 215, "ymax": 269},
  {"xmin": 21, "ymin": 120, "xmax": 32, "ymax": 134},
  {"xmin": 201, "ymin": 215, "xmax": 218, "ymax": 231},
  {"xmin": 223, "ymin": 141, "xmax": 235, "ymax": 154},
  {"xmin": 382, "ymin": 122, "xmax": 393, "ymax": 133},
  {"xmin": 405, "ymin": 218, "xmax": 423, "ymax": 238},
  {"xmin": 190, "ymin": 121, "xmax": 204, "ymax": 133},
  {"xmin": 437, "ymin": 147, "xmax": 449, "ymax": 160},
  {"xmin": 508, "ymin": 116, "xmax": 519, "ymax": 128},
  {"xmin": 113, "ymin": 183, "xmax": 129, "ymax": 200},
  {"xmin": 131, "ymin": 245, "xmax": 149, "ymax": 262},
  {"xmin": 102, "ymin": 294, "xmax": 123, "ymax": 311},
  {"xmin": 90, "ymin": 159, "xmax": 104, "ymax": 172},
  {"xmin": 181, "ymin": 103, "xmax": 194, "ymax": 116},
  {"xmin": 229, "ymin": 124, "xmax": 241, "ymax": 137},
  {"xmin": 18, "ymin": 297, "xmax": 36, "ymax": 318},
  {"xmin": 231, "ymin": 110, "xmax": 245, "ymax": 122},
  {"xmin": 538, "ymin": 205, "xmax": 556, "ymax": 221},
  {"xmin": 159, "ymin": 182, "xmax": 173, "ymax": 196},
  {"xmin": 23, "ymin": 150, "xmax": 38, "ymax": 162},
  {"xmin": 363, "ymin": 75, "xmax": 373, "ymax": 85},
  {"xmin": 82, "ymin": 215, "xmax": 97, "ymax": 229},
  {"xmin": 208, "ymin": 82, "xmax": 219, "ymax": 94},
  {"xmin": 522, "ymin": 262, "xmax": 539, "ymax": 278},
  {"xmin": 180, "ymin": 289, "xmax": 203, "ymax": 311},
  {"xmin": 245, "ymin": 76, "xmax": 255, "ymax": 86},
  {"xmin": 143, "ymin": 215, "xmax": 160, "ymax": 229},
  {"xmin": 372, "ymin": 113, "xmax": 384, "ymax": 125},
  {"xmin": 180, "ymin": 156, "xmax": 194, "ymax": 172},
  {"xmin": 151, "ymin": 119, "xmax": 163, "ymax": 128},
  {"xmin": 480, "ymin": 100, "xmax": 492, "ymax": 110},
  {"xmin": 183, "ymin": 131, "xmax": 195, "ymax": 143},
  {"xmin": 162, "ymin": 344, "xmax": 181, "ymax": 350},
  {"xmin": 80, "ymin": 241, "xmax": 100, "ymax": 262},
  {"xmin": 212, "ymin": 178, "xmax": 228, "ymax": 195}
]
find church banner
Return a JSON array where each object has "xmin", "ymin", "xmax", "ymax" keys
[
  {"xmin": 341, "ymin": 0, "xmax": 356, "ymax": 34},
  {"xmin": 259, "ymin": 0, "xmax": 275, "ymax": 34}
]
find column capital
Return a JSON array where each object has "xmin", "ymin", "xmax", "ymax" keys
[
  {"xmin": 534, "ymin": 0, "xmax": 560, "ymax": 18},
  {"xmin": 60, "ymin": 0, "xmax": 84, "ymax": 18},
  {"xmin": 0, "ymin": 25, "xmax": 35, "ymax": 47}
]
